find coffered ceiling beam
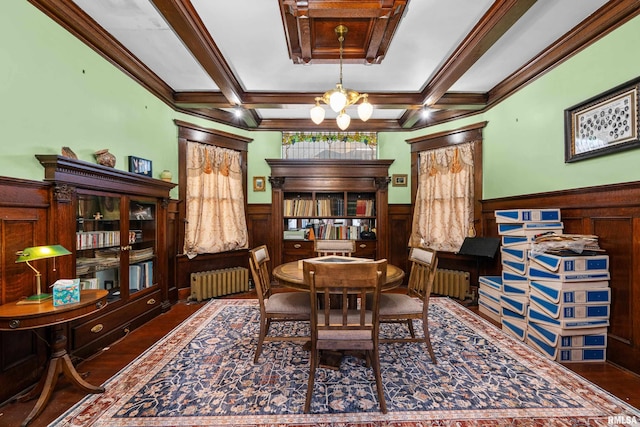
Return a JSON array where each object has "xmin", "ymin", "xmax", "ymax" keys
[{"xmin": 151, "ymin": 0, "xmax": 245, "ymax": 107}]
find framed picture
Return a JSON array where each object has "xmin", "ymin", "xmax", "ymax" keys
[
  {"xmin": 128, "ymin": 156, "xmax": 152, "ymax": 176},
  {"xmin": 253, "ymin": 176, "xmax": 266, "ymax": 192},
  {"xmin": 565, "ymin": 77, "xmax": 640, "ymax": 162},
  {"xmin": 392, "ymin": 174, "xmax": 407, "ymax": 187}
]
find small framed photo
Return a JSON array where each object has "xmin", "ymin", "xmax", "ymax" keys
[
  {"xmin": 392, "ymin": 174, "xmax": 407, "ymax": 187},
  {"xmin": 253, "ymin": 176, "xmax": 266, "ymax": 192},
  {"xmin": 128, "ymin": 156, "xmax": 152, "ymax": 177},
  {"xmin": 565, "ymin": 77, "xmax": 640, "ymax": 162}
]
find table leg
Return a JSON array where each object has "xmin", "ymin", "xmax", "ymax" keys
[{"xmin": 19, "ymin": 324, "xmax": 104, "ymax": 427}]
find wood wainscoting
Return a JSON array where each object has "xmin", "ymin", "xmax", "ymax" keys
[{"xmin": 482, "ymin": 181, "xmax": 640, "ymax": 375}]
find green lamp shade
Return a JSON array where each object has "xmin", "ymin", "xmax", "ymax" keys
[{"xmin": 16, "ymin": 245, "xmax": 71, "ymax": 262}]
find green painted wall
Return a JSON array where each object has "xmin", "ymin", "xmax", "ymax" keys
[{"xmin": 2, "ymin": 2, "xmax": 639, "ymax": 205}]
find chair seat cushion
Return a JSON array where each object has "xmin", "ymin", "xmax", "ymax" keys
[
  {"xmin": 265, "ymin": 292, "xmax": 311, "ymax": 314},
  {"xmin": 378, "ymin": 294, "xmax": 422, "ymax": 316}
]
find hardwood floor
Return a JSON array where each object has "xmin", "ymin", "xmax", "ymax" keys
[{"xmin": 0, "ymin": 296, "xmax": 638, "ymax": 427}]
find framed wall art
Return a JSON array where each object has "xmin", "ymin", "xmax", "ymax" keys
[
  {"xmin": 253, "ymin": 176, "xmax": 266, "ymax": 192},
  {"xmin": 392, "ymin": 174, "xmax": 407, "ymax": 187},
  {"xmin": 128, "ymin": 156, "xmax": 152, "ymax": 176},
  {"xmin": 565, "ymin": 76, "xmax": 640, "ymax": 163}
]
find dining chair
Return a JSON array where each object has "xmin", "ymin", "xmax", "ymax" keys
[
  {"xmin": 302, "ymin": 259, "xmax": 388, "ymax": 413},
  {"xmin": 378, "ymin": 246, "xmax": 438, "ymax": 364},
  {"xmin": 313, "ymin": 239, "xmax": 356, "ymax": 257},
  {"xmin": 248, "ymin": 245, "xmax": 311, "ymax": 363}
]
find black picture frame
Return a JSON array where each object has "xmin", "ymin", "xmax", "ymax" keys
[
  {"xmin": 565, "ymin": 76, "xmax": 640, "ymax": 163},
  {"xmin": 128, "ymin": 156, "xmax": 152, "ymax": 177}
]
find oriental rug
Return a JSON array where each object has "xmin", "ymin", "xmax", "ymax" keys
[{"xmin": 51, "ymin": 298, "xmax": 639, "ymax": 426}]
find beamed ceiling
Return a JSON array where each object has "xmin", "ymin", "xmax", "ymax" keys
[{"xmin": 28, "ymin": 0, "xmax": 640, "ymax": 132}]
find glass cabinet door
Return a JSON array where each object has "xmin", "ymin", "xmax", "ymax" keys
[
  {"xmin": 127, "ymin": 197, "xmax": 156, "ymax": 295},
  {"xmin": 76, "ymin": 194, "xmax": 122, "ymax": 302}
]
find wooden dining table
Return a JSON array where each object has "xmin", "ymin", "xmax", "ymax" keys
[{"xmin": 272, "ymin": 256, "xmax": 405, "ymax": 291}]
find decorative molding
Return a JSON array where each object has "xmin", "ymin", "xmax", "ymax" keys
[
  {"xmin": 268, "ymin": 177, "xmax": 285, "ymax": 189},
  {"xmin": 53, "ymin": 183, "xmax": 75, "ymax": 203}
]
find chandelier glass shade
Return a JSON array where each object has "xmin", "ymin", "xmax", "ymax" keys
[{"xmin": 310, "ymin": 25, "xmax": 372, "ymax": 129}]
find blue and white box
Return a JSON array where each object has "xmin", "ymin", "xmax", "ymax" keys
[
  {"xmin": 529, "ymin": 280, "xmax": 610, "ymax": 304},
  {"xmin": 502, "ymin": 235, "xmax": 534, "ymax": 248},
  {"xmin": 498, "ymin": 222, "xmax": 563, "ymax": 236},
  {"xmin": 527, "ymin": 265, "xmax": 610, "ymax": 282},
  {"xmin": 502, "ymin": 258, "xmax": 528, "ymax": 275},
  {"xmin": 557, "ymin": 348, "xmax": 606, "ymax": 362},
  {"xmin": 501, "ymin": 246, "xmax": 528, "ymax": 262},
  {"xmin": 530, "ymin": 292, "xmax": 610, "ymax": 319},
  {"xmin": 528, "ymin": 252, "xmax": 609, "ymax": 273},
  {"xmin": 52, "ymin": 279, "xmax": 81, "ymax": 307},
  {"xmin": 494, "ymin": 208, "xmax": 561, "ymax": 223},
  {"xmin": 502, "ymin": 271, "xmax": 529, "ymax": 295},
  {"xmin": 478, "ymin": 285, "xmax": 501, "ymax": 305},
  {"xmin": 502, "ymin": 317, "xmax": 527, "ymax": 341},
  {"xmin": 479, "ymin": 275, "xmax": 503, "ymax": 292},
  {"xmin": 527, "ymin": 321, "xmax": 607, "ymax": 347},
  {"xmin": 478, "ymin": 296, "xmax": 502, "ymax": 323},
  {"xmin": 527, "ymin": 304, "xmax": 610, "ymax": 329},
  {"xmin": 501, "ymin": 294, "xmax": 529, "ymax": 316},
  {"xmin": 502, "ymin": 306, "xmax": 526, "ymax": 322}
]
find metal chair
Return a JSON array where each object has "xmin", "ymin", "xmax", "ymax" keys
[
  {"xmin": 302, "ymin": 258, "xmax": 388, "ymax": 413},
  {"xmin": 248, "ymin": 245, "xmax": 310, "ymax": 363},
  {"xmin": 378, "ymin": 246, "xmax": 438, "ymax": 364}
]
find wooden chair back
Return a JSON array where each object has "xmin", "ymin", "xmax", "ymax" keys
[
  {"xmin": 249, "ymin": 245, "xmax": 272, "ymax": 303},
  {"xmin": 303, "ymin": 259, "xmax": 387, "ymax": 350},
  {"xmin": 407, "ymin": 246, "xmax": 438, "ymax": 301},
  {"xmin": 313, "ymin": 239, "xmax": 356, "ymax": 257}
]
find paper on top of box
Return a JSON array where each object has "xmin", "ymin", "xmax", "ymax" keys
[
  {"xmin": 501, "ymin": 247, "xmax": 527, "ymax": 262},
  {"xmin": 527, "ymin": 265, "xmax": 610, "ymax": 282},
  {"xmin": 500, "ymin": 294, "xmax": 529, "ymax": 315},
  {"xmin": 529, "ymin": 280, "xmax": 610, "ymax": 303},
  {"xmin": 498, "ymin": 222, "xmax": 563, "ymax": 236},
  {"xmin": 528, "ymin": 252, "xmax": 609, "ymax": 273},
  {"xmin": 494, "ymin": 209, "xmax": 561, "ymax": 224},
  {"xmin": 502, "ymin": 317, "xmax": 527, "ymax": 341},
  {"xmin": 527, "ymin": 305, "xmax": 610, "ymax": 329},
  {"xmin": 478, "ymin": 286, "xmax": 501, "ymax": 304},
  {"xmin": 479, "ymin": 275, "xmax": 502, "ymax": 292}
]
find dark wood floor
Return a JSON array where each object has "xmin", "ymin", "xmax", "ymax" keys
[{"xmin": 1, "ymin": 295, "xmax": 639, "ymax": 427}]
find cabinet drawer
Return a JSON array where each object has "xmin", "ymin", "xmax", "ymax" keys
[
  {"xmin": 283, "ymin": 240, "xmax": 313, "ymax": 262},
  {"xmin": 355, "ymin": 240, "xmax": 377, "ymax": 259},
  {"xmin": 72, "ymin": 289, "xmax": 161, "ymax": 350}
]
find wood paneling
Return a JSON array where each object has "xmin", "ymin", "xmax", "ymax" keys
[
  {"xmin": 482, "ymin": 181, "xmax": 640, "ymax": 374},
  {"xmin": 0, "ymin": 178, "xmax": 51, "ymax": 404}
]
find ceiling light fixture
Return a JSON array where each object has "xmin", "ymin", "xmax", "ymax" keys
[{"xmin": 310, "ymin": 25, "xmax": 372, "ymax": 130}]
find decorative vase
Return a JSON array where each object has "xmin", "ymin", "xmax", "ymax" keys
[
  {"xmin": 160, "ymin": 170, "xmax": 172, "ymax": 182},
  {"xmin": 94, "ymin": 149, "xmax": 116, "ymax": 168}
]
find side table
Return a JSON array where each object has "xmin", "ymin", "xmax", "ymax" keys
[{"xmin": 0, "ymin": 289, "xmax": 109, "ymax": 426}]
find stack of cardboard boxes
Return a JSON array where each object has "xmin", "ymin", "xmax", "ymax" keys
[{"xmin": 478, "ymin": 208, "xmax": 611, "ymax": 362}]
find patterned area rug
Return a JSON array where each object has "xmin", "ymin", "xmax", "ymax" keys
[{"xmin": 51, "ymin": 298, "xmax": 639, "ymax": 426}]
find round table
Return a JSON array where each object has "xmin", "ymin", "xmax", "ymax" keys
[{"xmin": 273, "ymin": 258, "xmax": 405, "ymax": 291}]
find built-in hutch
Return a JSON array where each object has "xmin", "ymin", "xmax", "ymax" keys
[
  {"xmin": 266, "ymin": 159, "xmax": 393, "ymax": 266},
  {"xmin": 36, "ymin": 155, "xmax": 176, "ymax": 358}
]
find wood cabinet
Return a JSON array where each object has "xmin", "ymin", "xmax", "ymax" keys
[
  {"xmin": 266, "ymin": 159, "xmax": 392, "ymax": 267},
  {"xmin": 36, "ymin": 155, "xmax": 175, "ymax": 358}
]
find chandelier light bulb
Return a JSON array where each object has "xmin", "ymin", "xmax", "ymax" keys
[
  {"xmin": 329, "ymin": 85, "xmax": 347, "ymax": 113},
  {"xmin": 358, "ymin": 97, "xmax": 373, "ymax": 121},
  {"xmin": 336, "ymin": 110, "xmax": 351, "ymax": 130},
  {"xmin": 310, "ymin": 101, "xmax": 325, "ymax": 124}
]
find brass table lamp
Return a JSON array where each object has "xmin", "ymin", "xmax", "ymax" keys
[{"xmin": 15, "ymin": 244, "xmax": 71, "ymax": 303}]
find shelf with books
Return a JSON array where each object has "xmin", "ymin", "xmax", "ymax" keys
[{"xmin": 268, "ymin": 159, "xmax": 392, "ymax": 265}]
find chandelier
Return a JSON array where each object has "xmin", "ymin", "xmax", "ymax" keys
[{"xmin": 310, "ymin": 25, "xmax": 373, "ymax": 130}]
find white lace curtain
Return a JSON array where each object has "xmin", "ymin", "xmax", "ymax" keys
[
  {"xmin": 184, "ymin": 142, "xmax": 248, "ymax": 257},
  {"xmin": 410, "ymin": 142, "xmax": 475, "ymax": 252}
]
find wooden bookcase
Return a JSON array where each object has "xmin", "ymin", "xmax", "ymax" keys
[
  {"xmin": 36, "ymin": 155, "xmax": 176, "ymax": 358},
  {"xmin": 266, "ymin": 159, "xmax": 393, "ymax": 266}
]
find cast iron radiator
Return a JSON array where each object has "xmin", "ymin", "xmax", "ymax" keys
[
  {"xmin": 433, "ymin": 269, "xmax": 471, "ymax": 300},
  {"xmin": 189, "ymin": 267, "xmax": 249, "ymax": 302}
]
